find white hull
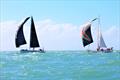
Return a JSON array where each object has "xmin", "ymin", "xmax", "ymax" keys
[
  {"xmin": 87, "ymin": 48, "xmax": 113, "ymax": 53},
  {"xmin": 97, "ymin": 47, "xmax": 113, "ymax": 53}
]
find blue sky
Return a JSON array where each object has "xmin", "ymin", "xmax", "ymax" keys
[
  {"xmin": 1, "ymin": 0, "xmax": 120, "ymax": 27},
  {"xmin": 0, "ymin": 0, "xmax": 120, "ymax": 50}
]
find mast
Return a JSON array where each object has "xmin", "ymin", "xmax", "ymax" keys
[
  {"xmin": 30, "ymin": 16, "xmax": 40, "ymax": 49},
  {"xmin": 97, "ymin": 17, "xmax": 100, "ymax": 49},
  {"xmin": 90, "ymin": 17, "xmax": 100, "ymax": 49},
  {"xmin": 15, "ymin": 17, "xmax": 30, "ymax": 47},
  {"xmin": 97, "ymin": 17, "xmax": 107, "ymax": 49}
]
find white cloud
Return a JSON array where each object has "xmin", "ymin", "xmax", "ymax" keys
[
  {"xmin": 103, "ymin": 26, "xmax": 120, "ymax": 49},
  {"xmin": 89, "ymin": 26, "xmax": 120, "ymax": 50},
  {"xmin": 0, "ymin": 21, "xmax": 18, "ymax": 51},
  {"xmin": 0, "ymin": 19, "xmax": 120, "ymax": 51}
]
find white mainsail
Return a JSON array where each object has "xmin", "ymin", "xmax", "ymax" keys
[{"xmin": 99, "ymin": 32, "xmax": 107, "ymax": 48}]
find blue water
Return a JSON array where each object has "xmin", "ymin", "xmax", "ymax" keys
[{"xmin": 0, "ymin": 51, "xmax": 120, "ymax": 80}]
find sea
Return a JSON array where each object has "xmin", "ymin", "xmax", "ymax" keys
[{"xmin": 0, "ymin": 51, "xmax": 120, "ymax": 80}]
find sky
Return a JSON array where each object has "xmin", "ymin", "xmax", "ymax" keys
[{"xmin": 0, "ymin": 0, "xmax": 120, "ymax": 51}]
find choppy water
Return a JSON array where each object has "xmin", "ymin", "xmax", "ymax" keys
[{"xmin": 0, "ymin": 51, "xmax": 120, "ymax": 80}]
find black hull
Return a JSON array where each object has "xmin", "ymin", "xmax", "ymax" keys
[{"xmin": 20, "ymin": 49, "xmax": 45, "ymax": 53}]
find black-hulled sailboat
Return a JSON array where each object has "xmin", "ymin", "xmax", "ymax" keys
[
  {"xmin": 15, "ymin": 16, "xmax": 45, "ymax": 53},
  {"xmin": 81, "ymin": 18, "xmax": 113, "ymax": 53}
]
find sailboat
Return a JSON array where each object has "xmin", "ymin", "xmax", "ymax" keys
[
  {"xmin": 15, "ymin": 16, "xmax": 45, "ymax": 53},
  {"xmin": 81, "ymin": 18, "xmax": 113, "ymax": 53},
  {"xmin": 96, "ymin": 18, "xmax": 113, "ymax": 52}
]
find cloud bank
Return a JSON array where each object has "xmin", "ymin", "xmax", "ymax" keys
[{"xmin": 0, "ymin": 19, "xmax": 120, "ymax": 51}]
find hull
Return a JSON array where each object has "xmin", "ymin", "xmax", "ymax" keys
[
  {"xmin": 20, "ymin": 49, "xmax": 45, "ymax": 53},
  {"xmin": 87, "ymin": 48, "xmax": 113, "ymax": 53},
  {"xmin": 97, "ymin": 47, "xmax": 113, "ymax": 53},
  {"xmin": 98, "ymin": 50, "xmax": 113, "ymax": 53}
]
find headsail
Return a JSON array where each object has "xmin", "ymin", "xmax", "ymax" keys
[
  {"xmin": 82, "ymin": 23, "xmax": 93, "ymax": 47},
  {"xmin": 99, "ymin": 32, "xmax": 107, "ymax": 48},
  {"xmin": 15, "ymin": 17, "xmax": 30, "ymax": 47},
  {"xmin": 30, "ymin": 16, "xmax": 40, "ymax": 48}
]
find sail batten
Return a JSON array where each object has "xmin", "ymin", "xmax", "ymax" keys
[
  {"xmin": 30, "ymin": 17, "xmax": 40, "ymax": 48},
  {"xmin": 15, "ymin": 17, "xmax": 30, "ymax": 47}
]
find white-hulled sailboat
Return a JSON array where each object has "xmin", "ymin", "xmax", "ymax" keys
[
  {"xmin": 96, "ymin": 18, "xmax": 113, "ymax": 52},
  {"xmin": 81, "ymin": 18, "xmax": 113, "ymax": 53},
  {"xmin": 15, "ymin": 16, "xmax": 45, "ymax": 53}
]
